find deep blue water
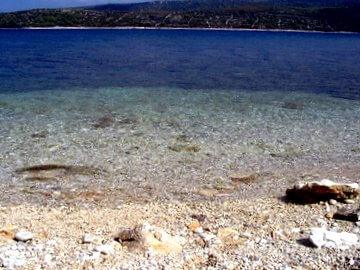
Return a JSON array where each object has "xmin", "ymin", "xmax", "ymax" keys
[{"xmin": 0, "ymin": 29, "xmax": 359, "ymax": 99}]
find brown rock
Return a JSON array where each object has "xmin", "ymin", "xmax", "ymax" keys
[
  {"xmin": 93, "ymin": 116, "xmax": 114, "ymax": 129},
  {"xmin": 286, "ymin": 179, "xmax": 359, "ymax": 204}
]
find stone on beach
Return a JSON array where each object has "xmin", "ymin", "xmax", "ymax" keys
[
  {"xmin": 308, "ymin": 227, "xmax": 358, "ymax": 249},
  {"xmin": 14, "ymin": 231, "xmax": 33, "ymax": 242},
  {"xmin": 333, "ymin": 205, "xmax": 360, "ymax": 222},
  {"xmin": 286, "ymin": 179, "xmax": 359, "ymax": 204},
  {"xmin": 94, "ymin": 245, "xmax": 113, "ymax": 255},
  {"xmin": 216, "ymin": 228, "xmax": 245, "ymax": 247},
  {"xmin": 115, "ymin": 223, "xmax": 182, "ymax": 254},
  {"xmin": 82, "ymin": 234, "xmax": 95, "ymax": 244}
]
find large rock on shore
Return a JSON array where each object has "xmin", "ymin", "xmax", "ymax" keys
[{"xmin": 286, "ymin": 179, "xmax": 359, "ymax": 204}]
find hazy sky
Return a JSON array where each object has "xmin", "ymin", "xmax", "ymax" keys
[{"xmin": 0, "ymin": 0, "xmax": 147, "ymax": 12}]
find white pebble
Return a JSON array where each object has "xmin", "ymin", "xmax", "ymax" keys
[
  {"xmin": 82, "ymin": 234, "xmax": 95, "ymax": 244},
  {"xmin": 344, "ymin": 199, "xmax": 355, "ymax": 204},
  {"xmin": 329, "ymin": 199, "xmax": 337, "ymax": 205},
  {"xmin": 44, "ymin": 254, "xmax": 52, "ymax": 264},
  {"xmin": 240, "ymin": 232, "xmax": 252, "ymax": 238},
  {"xmin": 94, "ymin": 245, "xmax": 112, "ymax": 255},
  {"xmin": 14, "ymin": 231, "xmax": 33, "ymax": 242}
]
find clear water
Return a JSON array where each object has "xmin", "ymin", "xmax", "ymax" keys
[{"xmin": 0, "ymin": 29, "xmax": 359, "ymax": 206}]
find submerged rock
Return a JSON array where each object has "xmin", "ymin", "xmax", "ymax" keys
[
  {"xmin": 115, "ymin": 223, "xmax": 182, "ymax": 254},
  {"xmin": 286, "ymin": 179, "xmax": 359, "ymax": 204},
  {"xmin": 30, "ymin": 130, "xmax": 48, "ymax": 139},
  {"xmin": 168, "ymin": 144, "xmax": 201, "ymax": 153},
  {"xmin": 283, "ymin": 102, "xmax": 304, "ymax": 110},
  {"xmin": 270, "ymin": 146, "xmax": 302, "ymax": 158},
  {"xmin": 229, "ymin": 174, "xmax": 257, "ymax": 185},
  {"xmin": 15, "ymin": 164, "xmax": 105, "ymax": 181},
  {"xmin": 308, "ymin": 227, "xmax": 358, "ymax": 249},
  {"xmin": 93, "ymin": 116, "xmax": 114, "ymax": 129}
]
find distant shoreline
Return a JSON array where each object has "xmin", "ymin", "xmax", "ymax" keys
[{"xmin": 0, "ymin": 26, "xmax": 359, "ymax": 35}]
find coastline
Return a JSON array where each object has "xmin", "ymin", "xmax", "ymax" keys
[{"xmin": 0, "ymin": 26, "xmax": 359, "ymax": 35}]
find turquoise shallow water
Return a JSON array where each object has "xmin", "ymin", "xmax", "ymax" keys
[{"xmin": 0, "ymin": 29, "xmax": 359, "ymax": 206}]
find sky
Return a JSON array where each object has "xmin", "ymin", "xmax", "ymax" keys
[{"xmin": 0, "ymin": 0, "xmax": 147, "ymax": 12}]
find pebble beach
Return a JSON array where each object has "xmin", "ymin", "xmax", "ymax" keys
[{"xmin": 0, "ymin": 87, "xmax": 359, "ymax": 269}]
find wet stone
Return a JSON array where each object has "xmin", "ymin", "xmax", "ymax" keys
[
  {"xmin": 30, "ymin": 130, "xmax": 48, "ymax": 139},
  {"xmin": 282, "ymin": 102, "xmax": 304, "ymax": 110},
  {"xmin": 168, "ymin": 144, "xmax": 201, "ymax": 153},
  {"xmin": 229, "ymin": 174, "xmax": 257, "ymax": 185}
]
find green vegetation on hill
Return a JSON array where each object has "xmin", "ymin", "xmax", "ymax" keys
[{"xmin": 0, "ymin": 0, "xmax": 359, "ymax": 32}]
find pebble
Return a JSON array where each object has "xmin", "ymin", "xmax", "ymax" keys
[
  {"xmin": 82, "ymin": 234, "xmax": 95, "ymax": 244},
  {"xmin": 0, "ymin": 256, "xmax": 27, "ymax": 268},
  {"xmin": 94, "ymin": 245, "xmax": 112, "ymax": 255},
  {"xmin": 329, "ymin": 199, "xmax": 337, "ymax": 205},
  {"xmin": 240, "ymin": 232, "xmax": 252, "ymax": 238},
  {"xmin": 344, "ymin": 199, "xmax": 355, "ymax": 204},
  {"xmin": 356, "ymin": 221, "xmax": 360, "ymax": 227},
  {"xmin": 44, "ymin": 254, "xmax": 52, "ymax": 264},
  {"xmin": 14, "ymin": 231, "xmax": 33, "ymax": 242}
]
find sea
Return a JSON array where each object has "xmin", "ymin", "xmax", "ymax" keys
[{"xmin": 0, "ymin": 29, "xmax": 359, "ymax": 207}]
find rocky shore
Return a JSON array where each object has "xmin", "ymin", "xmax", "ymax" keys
[{"xmin": 0, "ymin": 180, "xmax": 359, "ymax": 269}]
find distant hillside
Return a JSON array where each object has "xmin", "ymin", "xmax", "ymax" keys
[
  {"xmin": 87, "ymin": 0, "xmax": 360, "ymax": 12},
  {"xmin": 0, "ymin": 0, "xmax": 359, "ymax": 32}
]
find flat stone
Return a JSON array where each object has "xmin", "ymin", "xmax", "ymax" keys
[
  {"xmin": 308, "ymin": 227, "xmax": 358, "ymax": 249},
  {"xmin": 14, "ymin": 231, "xmax": 33, "ymax": 242},
  {"xmin": 286, "ymin": 179, "xmax": 359, "ymax": 204}
]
